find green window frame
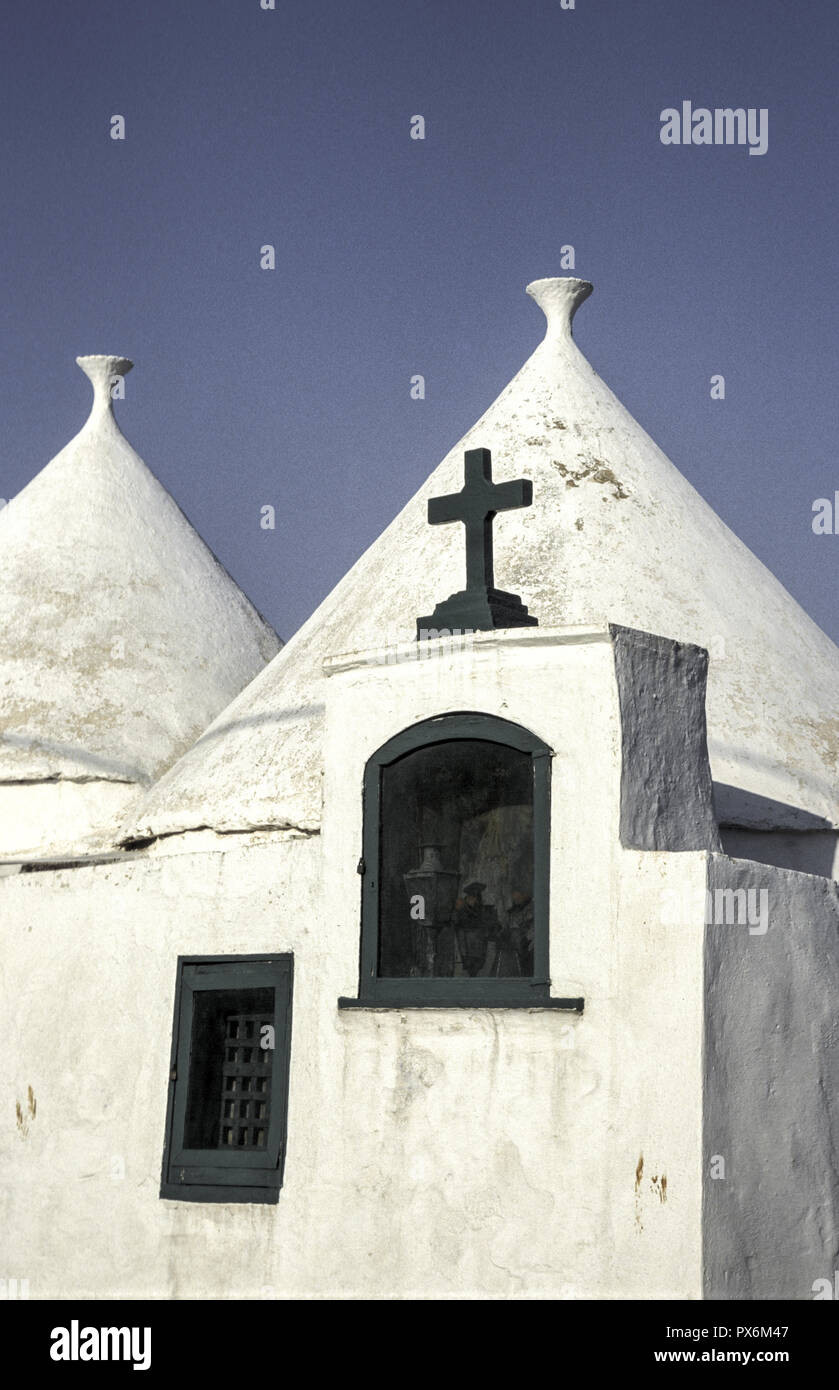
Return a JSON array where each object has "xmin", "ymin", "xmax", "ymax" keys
[
  {"xmin": 340, "ymin": 712, "xmax": 580, "ymax": 1009},
  {"xmin": 160, "ymin": 954, "xmax": 293, "ymax": 1204}
]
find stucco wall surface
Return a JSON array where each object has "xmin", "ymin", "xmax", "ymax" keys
[
  {"xmin": 0, "ymin": 780, "xmax": 142, "ymax": 861},
  {"xmin": 610, "ymin": 624, "xmax": 720, "ymax": 853},
  {"xmin": 0, "ymin": 837, "xmax": 707, "ymax": 1300},
  {"xmin": 2, "ymin": 622, "xmax": 714, "ymax": 1303},
  {"xmin": 703, "ymin": 855, "xmax": 839, "ymax": 1299}
]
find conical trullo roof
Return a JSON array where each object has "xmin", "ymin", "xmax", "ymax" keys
[
  {"xmin": 128, "ymin": 278, "xmax": 839, "ymax": 841},
  {"xmin": 0, "ymin": 355, "xmax": 281, "ymax": 804}
]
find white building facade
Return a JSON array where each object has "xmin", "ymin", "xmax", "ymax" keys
[{"xmin": 2, "ymin": 280, "xmax": 837, "ymax": 1299}]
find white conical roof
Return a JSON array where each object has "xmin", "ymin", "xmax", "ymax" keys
[
  {"xmin": 0, "ymin": 355, "xmax": 281, "ymax": 788},
  {"xmin": 128, "ymin": 279, "xmax": 839, "ymax": 841}
]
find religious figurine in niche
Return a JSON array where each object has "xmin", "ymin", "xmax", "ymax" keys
[
  {"xmin": 498, "ymin": 888, "xmax": 534, "ymax": 977},
  {"xmin": 487, "ymin": 918, "xmax": 521, "ymax": 976},
  {"xmin": 450, "ymin": 882, "xmax": 500, "ymax": 977},
  {"xmin": 473, "ymin": 887, "xmax": 534, "ymax": 977}
]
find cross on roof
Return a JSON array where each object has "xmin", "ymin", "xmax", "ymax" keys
[
  {"xmin": 428, "ymin": 448, "xmax": 532, "ymax": 591},
  {"xmin": 416, "ymin": 448, "xmax": 538, "ymax": 637}
]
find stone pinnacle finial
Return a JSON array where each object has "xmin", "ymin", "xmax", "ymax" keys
[
  {"xmin": 75, "ymin": 355, "xmax": 134, "ymax": 418},
  {"xmin": 526, "ymin": 277, "xmax": 593, "ymax": 341}
]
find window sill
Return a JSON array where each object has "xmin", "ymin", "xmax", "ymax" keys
[
  {"xmin": 160, "ymin": 1183, "xmax": 279, "ymax": 1205},
  {"xmin": 337, "ymin": 996, "xmax": 584, "ymax": 1012}
]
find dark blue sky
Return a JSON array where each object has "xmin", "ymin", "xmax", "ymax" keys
[{"xmin": 1, "ymin": 0, "xmax": 837, "ymax": 642}]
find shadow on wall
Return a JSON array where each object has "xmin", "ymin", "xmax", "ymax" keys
[{"xmin": 715, "ymin": 784, "xmax": 838, "ymax": 879}]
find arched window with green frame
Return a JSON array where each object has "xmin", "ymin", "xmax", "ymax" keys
[{"xmin": 352, "ymin": 712, "xmax": 554, "ymax": 1007}]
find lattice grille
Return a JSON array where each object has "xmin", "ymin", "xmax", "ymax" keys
[{"xmin": 218, "ymin": 1013, "xmax": 273, "ymax": 1148}]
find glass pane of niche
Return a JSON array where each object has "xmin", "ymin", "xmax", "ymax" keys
[
  {"xmin": 379, "ymin": 739, "xmax": 535, "ymax": 979},
  {"xmin": 184, "ymin": 987, "xmax": 275, "ymax": 1151}
]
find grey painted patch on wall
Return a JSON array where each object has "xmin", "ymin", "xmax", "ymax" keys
[
  {"xmin": 703, "ymin": 854, "xmax": 839, "ymax": 1299},
  {"xmin": 610, "ymin": 624, "xmax": 721, "ymax": 853}
]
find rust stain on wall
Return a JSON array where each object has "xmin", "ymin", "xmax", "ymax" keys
[
  {"xmin": 15, "ymin": 1087, "xmax": 36, "ymax": 1138},
  {"xmin": 550, "ymin": 456, "xmax": 629, "ymax": 500},
  {"xmin": 635, "ymin": 1153, "xmax": 644, "ymax": 1232},
  {"xmin": 650, "ymin": 1173, "xmax": 667, "ymax": 1203}
]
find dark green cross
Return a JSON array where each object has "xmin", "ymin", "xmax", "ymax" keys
[
  {"xmin": 416, "ymin": 447, "xmax": 538, "ymax": 636},
  {"xmin": 428, "ymin": 448, "xmax": 532, "ymax": 591}
]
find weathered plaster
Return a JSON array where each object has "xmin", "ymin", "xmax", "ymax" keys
[
  {"xmin": 719, "ymin": 827, "xmax": 839, "ymax": 879},
  {"xmin": 610, "ymin": 625, "xmax": 720, "ymax": 852},
  {"xmin": 0, "ymin": 629, "xmax": 713, "ymax": 1299},
  {"xmin": 703, "ymin": 855, "xmax": 839, "ymax": 1298},
  {"xmin": 0, "ymin": 779, "xmax": 143, "ymax": 861},
  {"xmin": 0, "ymin": 841, "xmax": 708, "ymax": 1300}
]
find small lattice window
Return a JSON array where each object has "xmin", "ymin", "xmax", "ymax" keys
[
  {"xmin": 219, "ymin": 1013, "xmax": 273, "ymax": 1149},
  {"xmin": 161, "ymin": 956, "xmax": 293, "ymax": 1204}
]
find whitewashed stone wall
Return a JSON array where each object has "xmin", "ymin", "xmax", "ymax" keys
[
  {"xmin": 3, "ymin": 628, "xmax": 835, "ymax": 1298},
  {"xmin": 703, "ymin": 856, "xmax": 839, "ymax": 1298},
  {"xmin": 0, "ymin": 780, "xmax": 141, "ymax": 860},
  {"xmin": 1, "ymin": 629, "xmax": 713, "ymax": 1299}
]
